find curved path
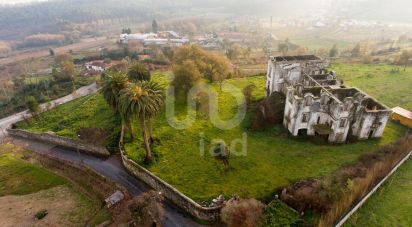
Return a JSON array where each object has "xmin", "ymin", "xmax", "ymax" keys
[
  {"xmin": 8, "ymin": 137, "xmax": 204, "ymax": 227},
  {"xmin": 0, "ymin": 82, "xmax": 211, "ymax": 226}
]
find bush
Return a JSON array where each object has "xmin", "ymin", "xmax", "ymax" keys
[
  {"xmin": 221, "ymin": 198, "xmax": 265, "ymax": 227},
  {"xmin": 248, "ymin": 92, "xmax": 285, "ymax": 130},
  {"xmin": 34, "ymin": 209, "xmax": 48, "ymax": 220},
  {"xmin": 263, "ymin": 201, "xmax": 303, "ymax": 227},
  {"xmin": 128, "ymin": 191, "xmax": 164, "ymax": 226}
]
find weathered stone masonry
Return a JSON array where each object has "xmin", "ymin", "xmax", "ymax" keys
[{"xmin": 266, "ymin": 55, "xmax": 391, "ymax": 143}]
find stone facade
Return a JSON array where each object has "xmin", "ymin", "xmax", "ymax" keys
[{"xmin": 266, "ymin": 55, "xmax": 392, "ymax": 143}]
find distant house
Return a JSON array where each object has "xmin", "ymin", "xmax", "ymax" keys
[
  {"xmin": 83, "ymin": 60, "xmax": 119, "ymax": 76},
  {"xmin": 392, "ymin": 107, "xmax": 412, "ymax": 128},
  {"xmin": 85, "ymin": 61, "xmax": 106, "ymax": 72}
]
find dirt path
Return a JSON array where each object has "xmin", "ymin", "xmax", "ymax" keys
[{"xmin": 0, "ymin": 185, "xmax": 92, "ymax": 227}]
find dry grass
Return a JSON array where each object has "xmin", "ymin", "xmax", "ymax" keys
[{"xmin": 280, "ymin": 134, "xmax": 412, "ymax": 226}]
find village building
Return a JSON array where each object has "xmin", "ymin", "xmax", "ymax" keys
[
  {"xmin": 83, "ymin": 60, "xmax": 119, "ymax": 76},
  {"xmin": 391, "ymin": 106, "xmax": 412, "ymax": 128},
  {"xmin": 266, "ymin": 55, "xmax": 392, "ymax": 143},
  {"xmin": 119, "ymin": 31, "xmax": 189, "ymax": 47}
]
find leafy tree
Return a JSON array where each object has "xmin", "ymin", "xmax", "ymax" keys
[
  {"xmin": 173, "ymin": 45, "xmax": 231, "ymax": 86},
  {"xmin": 122, "ymin": 28, "xmax": 132, "ymax": 34},
  {"xmin": 128, "ymin": 62, "xmax": 151, "ymax": 81},
  {"xmin": 152, "ymin": 19, "xmax": 159, "ymax": 33},
  {"xmin": 53, "ymin": 54, "xmax": 75, "ymax": 82},
  {"xmin": 329, "ymin": 44, "xmax": 339, "ymax": 58},
  {"xmin": 397, "ymin": 50, "xmax": 412, "ymax": 71},
  {"xmin": 26, "ymin": 96, "xmax": 39, "ymax": 114},
  {"xmin": 172, "ymin": 60, "xmax": 201, "ymax": 94},
  {"xmin": 208, "ymin": 54, "xmax": 230, "ymax": 90},
  {"xmin": 119, "ymin": 81, "xmax": 164, "ymax": 164},
  {"xmin": 225, "ymin": 44, "xmax": 242, "ymax": 61},
  {"xmin": 243, "ymin": 84, "xmax": 256, "ymax": 107}
]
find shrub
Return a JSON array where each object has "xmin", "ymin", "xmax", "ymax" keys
[
  {"xmin": 263, "ymin": 201, "xmax": 303, "ymax": 227},
  {"xmin": 221, "ymin": 198, "xmax": 265, "ymax": 227},
  {"xmin": 128, "ymin": 191, "xmax": 165, "ymax": 226},
  {"xmin": 34, "ymin": 209, "xmax": 48, "ymax": 220},
  {"xmin": 248, "ymin": 92, "xmax": 285, "ymax": 130}
]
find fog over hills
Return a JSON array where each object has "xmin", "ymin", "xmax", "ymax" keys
[{"xmin": 0, "ymin": 0, "xmax": 411, "ymax": 40}]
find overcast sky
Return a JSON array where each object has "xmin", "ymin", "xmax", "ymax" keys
[{"xmin": 0, "ymin": 0, "xmax": 48, "ymax": 5}]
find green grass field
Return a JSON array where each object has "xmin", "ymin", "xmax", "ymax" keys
[
  {"xmin": 331, "ymin": 63, "xmax": 412, "ymax": 110},
  {"xmin": 123, "ymin": 75, "xmax": 407, "ymax": 202},
  {"xmin": 344, "ymin": 159, "xmax": 412, "ymax": 226},
  {"xmin": 16, "ymin": 93, "xmax": 119, "ymax": 142},
  {"xmin": 0, "ymin": 144, "xmax": 112, "ymax": 226},
  {"xmin": 17, "ymin": 64, "xmax": 411, "ymax": 203},
  {"xmin": 0, "ymin": 145, "xmax": 67, "ymax": 196}
]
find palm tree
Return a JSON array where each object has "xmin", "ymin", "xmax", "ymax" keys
[
  {"xmin": 101, "ymin": 70, "xmax": 132, "ymax": 144},
  {"xmin": 145, "ymin": 81, "xmax": 164, "ymax": 144},
  {"xmin": 119, "ymin": 81, "xmax": 164, "ymax": 164},
  {"xmin": 128, "ymin": 62, "xmax": 151, "ymax": 81}
]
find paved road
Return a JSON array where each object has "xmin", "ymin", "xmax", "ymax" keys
[
  {"xmin": 0, "ymin": 82, "xmax": 98, "ymax": 140},
  {"xmin": 0, "ymin": 82, "xmax": 208, "ymax": 226},
  {"xmin": 8, "ymin": 137, "xmax": 203, "ymax": 227}
]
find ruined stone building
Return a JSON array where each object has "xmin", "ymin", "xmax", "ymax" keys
[{"xmin": 266, "ymin": 55, "xmax": 391, "ymax": 143}]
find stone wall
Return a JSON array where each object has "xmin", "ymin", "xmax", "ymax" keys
[
  {"xmin": 37, "ymin": 151, "xmax": 129, "ymax": 201},
  {"xmin": 119, "ymin": 147, "xmax": 222, "ymax": 222},
  {"xmin": 8, "ymin": 129, "xmax": 110, "ymax": 157}
]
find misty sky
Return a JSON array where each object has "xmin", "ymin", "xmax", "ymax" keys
[
  {"xmin": 2, "ymin": 0, "xmax": 412, "ymax": 23},
  {"xmin": 0, "ymin": 0, "xmax": 47, "ymax": 4}
]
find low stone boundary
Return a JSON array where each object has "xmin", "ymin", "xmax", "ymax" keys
[
  {"xmin": 119, "ymin": 146, "xmax": 222, "ymax": 222},
  {"xmin": 36, "ymin": 151, "xmax": 130, "ymax": 201},
  {"xmin": 8, "ymin": 129, "xmax": 110, "ymax": 157}
]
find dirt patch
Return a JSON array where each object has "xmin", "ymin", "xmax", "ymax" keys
[
  {"xmin": 77, "ymin": 127, "xmax": 110, "ymax": 146},
  {"xmin": 0, "ymin": 185, "xmax": 92, "ymax": 227}
]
